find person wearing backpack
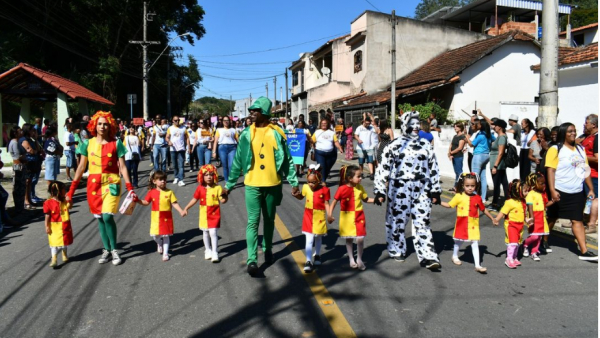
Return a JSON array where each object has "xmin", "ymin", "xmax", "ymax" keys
[{"xmin": 488, "ymin": 119, "xmax": 509, "ymax": 211}]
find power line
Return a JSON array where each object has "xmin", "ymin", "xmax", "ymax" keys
[
  {"xmin": 201, "ymin": 72, "xmax": 284, "ymax": 81},
  {"xmin": 364, "ymin": 0, "xmax": 381, "ymax": 12}
]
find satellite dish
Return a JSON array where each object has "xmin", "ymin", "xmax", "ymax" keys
[{"xmin": 321, "ymin": 67, "xmax": 331, "ymax": 75}]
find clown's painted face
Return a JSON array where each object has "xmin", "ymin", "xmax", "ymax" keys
[{"xmin": 406, "ymin": 118, "xmax": 421, "ymax": 137}]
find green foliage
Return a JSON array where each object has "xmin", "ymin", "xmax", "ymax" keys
[
  {"xmin": 560, "ymin": 0, "xmax": 598, "ymax": 30},
  {"xmin": 191, "ymin": 97, "xmax": 235, "ymax": 117},
  {"xmin": 398, "ymin": 100, "xmax": 450, "ymax": 125},
  {"xmin": 414, "ymin": 0, "xmax": 474, "ymax": 20},
  {"xmin": 0, "ymin": 0, "xmax": 206, "ymax": 120}
]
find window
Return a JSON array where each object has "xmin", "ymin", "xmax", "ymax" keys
[
  {"xmin": 354, "ymin": 51, "xmax": 362, "ymax": 73},
  {"xmin": 292, "ymin": 72, "xmax": 299, "ymax": 86}
]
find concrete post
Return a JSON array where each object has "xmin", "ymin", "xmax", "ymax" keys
[
  {"xmin": 78, "ymin": 98, "xmax": 89, "ymax": 118},
  {"xmin": 19, "ymin": 98, "xmax": 31, "ymax": 127},
  {"xmin": 538, "ymin": 0, "xmax": 559, "ymax": 129},
  {"xmin": 43, "ymin": 102, "xmax": 53, "ymax": 122},
  {"xmin": 57, "ymin": 93, "xmax": 70, "ymax": 165}
]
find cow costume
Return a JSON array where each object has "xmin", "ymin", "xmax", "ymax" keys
[{"xmin": 374, "ymin": 111, "xmax": 442, "ymax": 269}]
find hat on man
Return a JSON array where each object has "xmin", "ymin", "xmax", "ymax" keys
[{"xmin": 508, "ymin": 114, "xmax": 519, "ymax": 122}]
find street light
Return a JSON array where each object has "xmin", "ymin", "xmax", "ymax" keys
[{"xmin": 147, "ymin": 32, "xmax": 191, "ymax": 72}]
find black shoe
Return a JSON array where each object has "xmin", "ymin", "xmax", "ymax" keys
[
  {"xmin": 393, "ymin": 254, "xmax": 407, "ymax": 262},
  {"xmin": 486, "ymin": 204, "xmax": 498, "ymax": 212},
  {"xmin": 313, "ymin": 255, "xmax": 322, "ymax": 266},
  {"xmin": 542, "ymin": 241, "xmax": 552, "ymax": 253},
  {"xmin": 424, "ymin": 260, "xmax": 441, "ymax": 270},
  {"xmin": 369, "ymin": 174, "xmax": 374, "ymax": 180},
  {"xmin": 264, "ymin": 250, "xmax": 274, "ymax": 264},
  {"xmin": 247, "ymin": 262, "xmax": 259, "ymax": 275},
  {"xmin": 303, "ymin": 261, "xmax": 314, "ymax": 273},
  {"xmin": 578, "ymin": 251, "xmax": 598, "ymax": 261}
]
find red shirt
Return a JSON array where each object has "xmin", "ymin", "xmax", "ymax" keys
[{"xmin": 582, "ymin": 133, "xmax": 598, "ymax": 178}]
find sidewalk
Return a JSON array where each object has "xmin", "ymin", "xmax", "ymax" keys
[{"xmin": 336, "ymin": 157, "xmax": 598, "ymax": 247}]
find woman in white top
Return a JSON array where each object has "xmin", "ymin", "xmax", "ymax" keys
[
  {"xmin": 124, "ymin": 126, "xmax": 141, "ymax": 188},
  {"xmin": 312, "ymin": 119, "xmax": 343, "ymax": 183},
  {"xmin": 196, "ymin": 119, "xmax": 214, "ymax": 167},
  {"xmin": 188, "ymin": 122, "xmax": 199, "ymax": 172},
  {"xmin": 519, "ymin": 118, "xmax": 536, "ymax": 180},
  {"xmin": 212, "ymin": 116, "xmax": 238, "ymax": 182}
]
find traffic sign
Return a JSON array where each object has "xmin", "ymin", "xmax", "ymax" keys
[{"xmin": 127, "ymin": 94, "xmax": 137, "ymax": 104}]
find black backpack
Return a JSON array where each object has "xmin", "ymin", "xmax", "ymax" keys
[{"xmin": 504, "ymin": 143, "xmax": 519, "ymax": 168}]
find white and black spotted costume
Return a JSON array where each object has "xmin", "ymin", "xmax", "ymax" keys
[{"xmin": 374, "ymin": 112, "xmax": 442, "ymax": 263}]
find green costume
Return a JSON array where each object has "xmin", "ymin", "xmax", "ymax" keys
[{"xmin": 226, "ymin": 97, "xmax": 298, "ymax": 264}]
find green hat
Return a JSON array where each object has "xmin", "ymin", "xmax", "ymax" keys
[{"xmin": 248, "ymin": 96, "xmax": 272, "ymax": 117}]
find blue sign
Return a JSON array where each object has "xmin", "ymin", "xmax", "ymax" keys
[
  {"xmin": 285, "ymin": 130, "xmax": 307, "ymax": 165},
  {"xmin": 538, "ymin": 26, "xmax": 542, "ymax": 39}
]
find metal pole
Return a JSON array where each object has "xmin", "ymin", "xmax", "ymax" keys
[
  {"xmin": 143, "ymin": 1, "xmax": 149, "ymax": 120},
  {"xmin": 538, "ymin": 0, "xmax": 559, "ymax": 128},
  {"xmin": 273, "ymin": 77, "xmax": 277, "ymax": 113},
  {"xmin": 390, "ymin": 10, "xmax": 397, "ymax": 131},
  {"xmin": 266, "ymin": 82, "xmax": 268, "ymax": 98},
  {"xmin": 285, "ymin": 69, "xmax": 289, "ymax": 116},
  {"xmin": 130, "ymin": 99, "xmax": 133, "ymax": 120},
  {"xmin": 167, "ymin": 52, "xmax": 171, "ymax": 119}
]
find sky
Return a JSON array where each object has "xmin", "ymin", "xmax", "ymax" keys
[{"xmin": 169, "ymin": 0, "xmax": 421, "ymax": 102}]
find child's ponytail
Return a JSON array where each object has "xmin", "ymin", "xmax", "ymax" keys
[
  {"xmin": 48, "ymin": 181, "xmax": 66, "ymax": 202},
  {"xmin": 508, "ymin": 179, "xmax": 524, "ymax": 201},
  {"xmin": 339, "ymin": 165, "xmax": 348, "ymax": 186}
]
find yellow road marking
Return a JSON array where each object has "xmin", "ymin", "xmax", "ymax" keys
[
  {"xmin": 274, "ymin": 214, "xmax": 357, "ymax": 338},
  {"xmin": 441, "ymin": 194, "xmax": 598, "ymax": 250}
]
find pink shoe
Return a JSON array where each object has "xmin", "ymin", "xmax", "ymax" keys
[
  {"xmin": 514, "ymin": 259, "xmax": 522, "ymax": 266},
  {"xmin": 505, "ymin": 259, "xmax": 517, "ymax": 269}
]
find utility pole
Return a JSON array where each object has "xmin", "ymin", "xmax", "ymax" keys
[
  {"xmin": 285, "ymin": 69, "xmax": 289, "ymax": 117},
  {"xmin": 230, "ymin": 95, "xmax": 233, "ymax": 116},
  {"xmin": 390, "ymin": 10, "xmax": 397, "ymax": 131},
  {"xmin": 129, "ymin": 2, "xmax": 159, "ymax": 120},
  {"xmin": 538, "ymin": 0, "xmax": 559, "ymax": 128},
  {"xmin": 166, "ymin": 53, "xmax": 171, "ymax": 119},
  {"xmin": 265, "ymin": 82, "xmax": 269, "ymax": 98},
  {"xmin": 273, "ymin": 76, "xmax": 277, "ymax": 111}
]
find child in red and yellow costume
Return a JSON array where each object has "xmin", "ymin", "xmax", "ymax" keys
[
  {"xmin": 183, "ymin": 164, "xmax": 227, "ymax": 263},
  {"xmin": 137, "ymin": 171, "xmax": 185, "ymax": 261},
  {"xmin": 293, "ymin": 164, "xmax": 331, "ymax": 273},
  {"xmin": 523, "ymin": 172, "xmax": 554, "ymax": 262},
  {"xmin": 442, "ymin": 173, "xmax": 497, "ymax": 273},
  {"xmin": 43, "ymin": 181, "xmax": 73, "ymax": 268},
  {"xmin": 66, "ymin": 111, "xmax": 136, "ymax": 266},
  {"xmin": 494, "ymin": 179, "xmax": 530, "ymax": 269}
]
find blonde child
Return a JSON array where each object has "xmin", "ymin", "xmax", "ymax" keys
[
  {"xmin": 494, "ymin": 179, "xmax": 530, "ymax": 268},
  {"xmin": 43, "ymin": 181, "xmax": 73, "ymax": 268},
  {"xmin": 523, "ymin": 172, "xmax": 554, "ymax": 261},
  {"xmin": 136, "ymin": 171, "xmax": 185, "ymax": 261},
  {"xmin": 328, "ymin": 165, "xmax": 374, "ymax": 271},
  {"xmin": 441, "ymin": 173, "xmax": 497, "ymax": 273},
  {"xmin": 183, "ymin": 164, "xmax": 227, "ymax": 262},
  {"xmin": 293, "ymin": 164, "xmax": 331, "ymax": 273}
]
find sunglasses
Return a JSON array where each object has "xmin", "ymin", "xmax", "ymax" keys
[{"xmin": 173, "ymin": 119, "xmax": 179, "ymax": 122}]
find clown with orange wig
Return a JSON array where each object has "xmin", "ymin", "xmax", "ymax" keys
[
  {"xmin": 183, "ymin": 164, "xmax": 227, "ymax": 262},
  {"xmin": 67, "ymin": 110, "xmax": 137, "ymax": 266}
]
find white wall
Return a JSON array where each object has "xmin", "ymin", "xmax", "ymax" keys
[
  {"xmin": 557, "ymin": 64, "xmax": 599, "ymax": 127},
  {"xmin": 450, "ymin": 41, "xmax": 541, "ymax": 120}
]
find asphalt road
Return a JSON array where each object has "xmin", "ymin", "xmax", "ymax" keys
[{"xmin": 0, "ymin": 156, "xmax": 597, "ymax": 338}]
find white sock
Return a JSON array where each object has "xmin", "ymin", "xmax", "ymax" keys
[
  {"xmin": 209, "ymin": 229, "xmax": 218, "ymax": 254},
  {"xmin": 471, "ymin": 241, "xmax": 481, "ymax": 267},
  {"xmin": 305, "ymin": 234, "xmax": 315, "ymax": 262},
  {"xmin": 453, "ymin": 239, "xmax": 463, "ymax": 258},
  {"xmin": 50, "ymin": 246, "xmax": 58, "ymax": 255},
  {"xmin": 203, "ymin": 231, "xmax": 212, "ymax": 252},
  {"xmin": 315, "ymin": 236, "xmax": 323, "ymax": 256},
  {"xmin": 162, "ymin": 236, "xmax": 170, "ymax": 256}
]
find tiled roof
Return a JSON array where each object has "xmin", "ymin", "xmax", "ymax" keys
[
  {"xmin": 531, "ymin": 42, "xmax": 598, "ymax": 70},
  {"xmin": 560, "ymin": 22, "xmax": 598, "ymax": 36},
  {"xmin": 0, "ymin": 63, "xmax": 114, "ymax": 105},
  {"xmin": 393, "ymin": 30, "xmax": 536, "ymax": 90},
  {"xmin": 334, "ymin": 91, "xmax": 391, "ymax": 109}
]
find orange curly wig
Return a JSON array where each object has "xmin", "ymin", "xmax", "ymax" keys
[
  {"xmin": 87, "ymin": 110, "xmax": 117, "ymax": 138},
  {"xmin": 197, "ymin": 164, "xmax": 219, "ymax": 185}
]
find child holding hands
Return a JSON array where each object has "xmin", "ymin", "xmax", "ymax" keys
[
  {"xmin": 293, "ymin": 164, "xmax": 331, "ymax": 273},
  {"xmin": 441, "ymin": 173, "xmax": 497, "ymax": 273},
  {"xmin": 328, "ymin": 165, "xmax": 375, "ymax": 271},
  {"xmin": 494, "ymin": 179, "xmax": 530, "ymax": 268},
  {"xmin": 183, "ymin": 164, "xmax": 227, "ymax": 263},
  {"xmin": 136, "ymin": 171, "xmax": 185, "ymax": 261},
  {"xmin": 43, "ymin": 181, "xmax": 73, "ymax": 268},
  {"xmin": 522, "ymin": 172, "xmax": 553, "ymax": 261}
]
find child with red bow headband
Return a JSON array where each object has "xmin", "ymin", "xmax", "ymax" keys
[{"xmin": 183, "ymin": 164, "xmax": 227, "ymax": 262}]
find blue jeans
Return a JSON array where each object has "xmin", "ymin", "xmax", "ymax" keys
[
  {"xmin": 197, "ymin": 144, "xmax": 211, "ymax": 166},
  {"xmin": 472, "ymin": 153, "xmax": 490, "ymax": 201},
  {"xmin": 315, "ymin": 149, "xmax": 337, "ymax": 182},
  {"xmin": 218, "ymin": 144, "xmax": 237, "ymax": 183},
  {"xmin": 170, "ymin": 150, "xmax": 185, "ymax": 181},
  {"xmin": 125, "ymin": 159, "xmax": 140, "ymax": 187},
  {"xmin": 153, "ymin": 144, "xmax": 167, "ymax": 172},
  {"xmin": 452, "ymin": 156, "xmax": 464, "ymax": 183}
]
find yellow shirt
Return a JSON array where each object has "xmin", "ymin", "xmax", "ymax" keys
[{"xmin": 244, "ymin": 125, "xmax": 281, "ymax": 187}]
